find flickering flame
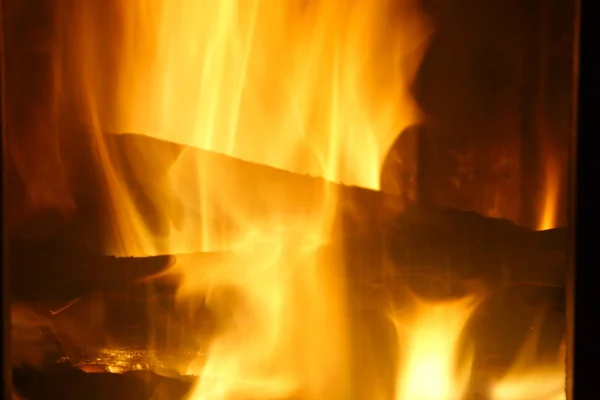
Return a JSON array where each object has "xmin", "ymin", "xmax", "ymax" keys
[
  {"xmin": 54, "ymin": 0, "xmax": 566, "ymax": 399},
  {"xmin": 392, "ymin": 294, "xmax": 479, "ymax": 400},
  {"xmin": 538, "ymin": 156, "xmax": 561, "ymax": 231},
  {"xmin": 57, "ymin": 0, "xmax": 431, "ymax": 398},
  {"xmin": 56, "ymin": 0, "xmax": 429, "ymax": 257},
  {"xmin": 111, "ymin": 0, "xmax": 424, "ymax": 189},
  {"xmin": 177, "ymin": 223, "xmax": 349, "ymax": 399},
  {"xmin": 491, "ymin": 322, "xmax": 566, "ymax": 400}
]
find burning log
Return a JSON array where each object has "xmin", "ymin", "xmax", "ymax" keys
[
  {"xmin": 9, "ymin": 133, "xmax": 566, "ymax": 301},
  {"xmin": 12, "ymin": 366, "xmax": 194, "ymax": 400},
  {"xmin": 383, "ymin": 203, "xmax": 567, "ymax": 291},
  {"xmin": 8, "ymin": 132, "xmax": 567, "ymax": 387},
  {"xmin": 97, "ymin": 133, "xmax": 567, "ymax": 289}
]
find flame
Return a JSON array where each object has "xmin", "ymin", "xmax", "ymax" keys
[
  {"xmin": 537, "ymin": 155, "xmax": 561, "ymax": 231},
  {"xmin": 177, "ymin": 227, "xmax": 349, "ymax": 399},
  {"xmin": 55, "ymin": 0, "xmax": 429, "ymax": 257},
  {"xmin": 111, "ymin": 0, "xmax": 423, "ymax": 189},
  {"xmin": 491, "ymin": 322, "xmax": 566, "ymax": 400},
  {"xmin": 55, "ymin": 0, "xmax": 431, "ymax": 399},
  {"xmin": 391, "ymin": 294, "xmax": 479, "ymax": 400},
  {"xmin": 52, "ymin": 0, "xmax": 566, "ymax": 399},
  {"xmin": 62, "ymin": 0, "xmax": 427, "ymax": 190}
]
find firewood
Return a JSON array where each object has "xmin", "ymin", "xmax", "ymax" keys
[
  {"xmin": 9, "ymin": 133, "xmax": 567, "ymax": 301},
  {"xmin": 12, "ymin": 366, "xmax": 193, "ymax": 400},
  {"xmin": 103, "ymin": 133, "xmax": 566, "ymax": 287}
]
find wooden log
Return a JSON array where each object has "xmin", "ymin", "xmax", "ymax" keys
[
  {"xmin": 8, "ymin": 133, "xmax": 567, "ymax": 302},
  {"xmin": 12, "ymin": 366, "xmax": 194, "ymax": 400},
  {"xmin": 7, "ymin": 133, "xmax": 566, "ymax": 385},
  {"xmin": 102, "ymin": 133, "xmax": 567, "ymax": 290}
]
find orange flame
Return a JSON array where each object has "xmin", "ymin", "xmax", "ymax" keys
[
  {"xmin": 391, "ymin": 294, "xmax": 479, "ymax": 400},
  {"xmin": 492, "ymin": 319, "xmax": 566, "ymax": 400},
  {"xmin": 537, "ymin": 155, "xmax": 561, "ymax": 231},
  {"xmin": 55, "ymin": 0, "xmax": 430, "ymax": 257},
  {"xmin": 53, "ymin": 1, "xmax": 566, "ymax": 399},
  {"xmin": 56, "ymin": 0, "xmax": 431, "ymax": 398}
]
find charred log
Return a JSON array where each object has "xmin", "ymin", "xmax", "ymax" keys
[
  {"xmin": 8, "ymin": 134, "xmax": 567, "ymax": 387},
  {"xmin": 9, "ymin": 133, "xmax": 567, "ymax": 301},
  {"xmin": 12, "ymin": 366, "xmax": 193, "ymax": 400}
]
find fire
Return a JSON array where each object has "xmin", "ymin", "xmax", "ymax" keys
[
  {"xmin": 53, "ymin": 0, "xmax": 566, "ymax": 399},
  {"xmin": 491, "ymin": 320, "xmax": 566, "ymax": 400},
  {"xmin": 391, "ymin": 295, "xmax": 479, "ymax": 400},
  {"xmin": 55, "ymin": 0, "xmax": 429, "ymax": 256},
  {"xmin": 538, "ymin": 155, "xmax": 561, "ymax": 231},
  {"xmin": 68, "ymin": 0, "xmax": 425, "ymax": 190},
  {"xmin": 57, "ymin": 0, "xmax": 430, "ymax": 398}
]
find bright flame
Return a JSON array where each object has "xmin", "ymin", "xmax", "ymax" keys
[
  {"xmin": 53, "ymin": 0, "xmax": 568, "ymax": 398},
  {"xmin": 56, "ymin": 0, "xmax": 429, "ymax": 257},
  {"xmin": 492, "ymin": 320, "xmax": 566, "ymax": 400},
  {"xmin": 56, "ymin": 0, "xmax": 431, "ymax": 399},
  {"xmin": 537, "ymin": 155, "xmax": 561, "ymax": 231},
  {"xmin": 112, "ymin": 0, "xmax": 424, "ymax": 189},
  {"xmin": 392, "ymin": 295, "xmax": 479, "ymax": 400},
  {"xmin": 176, "ymin": 222, "xmax": 349, "ymax": 399}
]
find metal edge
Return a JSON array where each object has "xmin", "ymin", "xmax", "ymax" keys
[
  {"xmin": 570, "ymin": 0, "xmax": 600, "ymax": 399},
  {"xmin": 0, "ymin": 0, "xmax": 12, "ymax": 397},
  {"xmin": 565, "ymin": 0, "xmax": 580, "ymax": 396}
]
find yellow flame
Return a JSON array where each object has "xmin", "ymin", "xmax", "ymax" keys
[
  {"xmin": 491, "ymin": 320, "xmax": 566, "ymax": 400},
  {"xmin": 73, "ymin": 0, "xmax": 426, "ymax": 189},
  {"xmin": 50, "ymin": 0, "xmax": 573, "ymax": 398},
  {"xmin": 537, "ymin": 155, "xmax": 561, "ymax": 231},
  {"xmin": 53, "ymin": 0, "xmax": 569, "ymax": 398},
  {"xmin": 56, "ymin": 0, "xmax": 429, "ymax": 257},
  {"xmin": 112, "ymin": 0, "xmax": 423, "ymax": 188},
  {"xmin": 55, "ymin": 0, "xmax": 432, "ymax": 399},
  {"xmin": 391, "ymin": 295, "xmax": 479, "ymax": 400},
  {"xmin": 176, "ymin": 222, "xmax": 349, "ymax": 399}
]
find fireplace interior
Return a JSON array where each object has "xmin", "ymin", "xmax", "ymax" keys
[{"xmin": 2, "ymin": 0, "xmax": 575, "ymax": 399}]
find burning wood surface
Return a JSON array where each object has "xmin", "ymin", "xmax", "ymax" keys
[
  {"xmin": 10, "ymin": 136, "xmax": 567, "ymax": 310},
  {"xmin": 9, "ymin": 133, "xmax": 567, "ymax": 400},
  {"xmin": 93, "ymin": 134, "xmax": 566, "ymax": 289},
  {"xmin": 7, "ymin": 0, "xmax": 568, "ymax": 399}
]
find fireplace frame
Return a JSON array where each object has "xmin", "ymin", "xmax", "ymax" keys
[
  {"xmin": 0, "ymin": 0, "xmax": 597, "ymax": 399},
  {"xmin": 569, "ymin": 1, "xmax": 600, "ymax": 399},
  {"xmin": 1, "ymin": 0, "xmax": 12, "ymax": 397}
]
